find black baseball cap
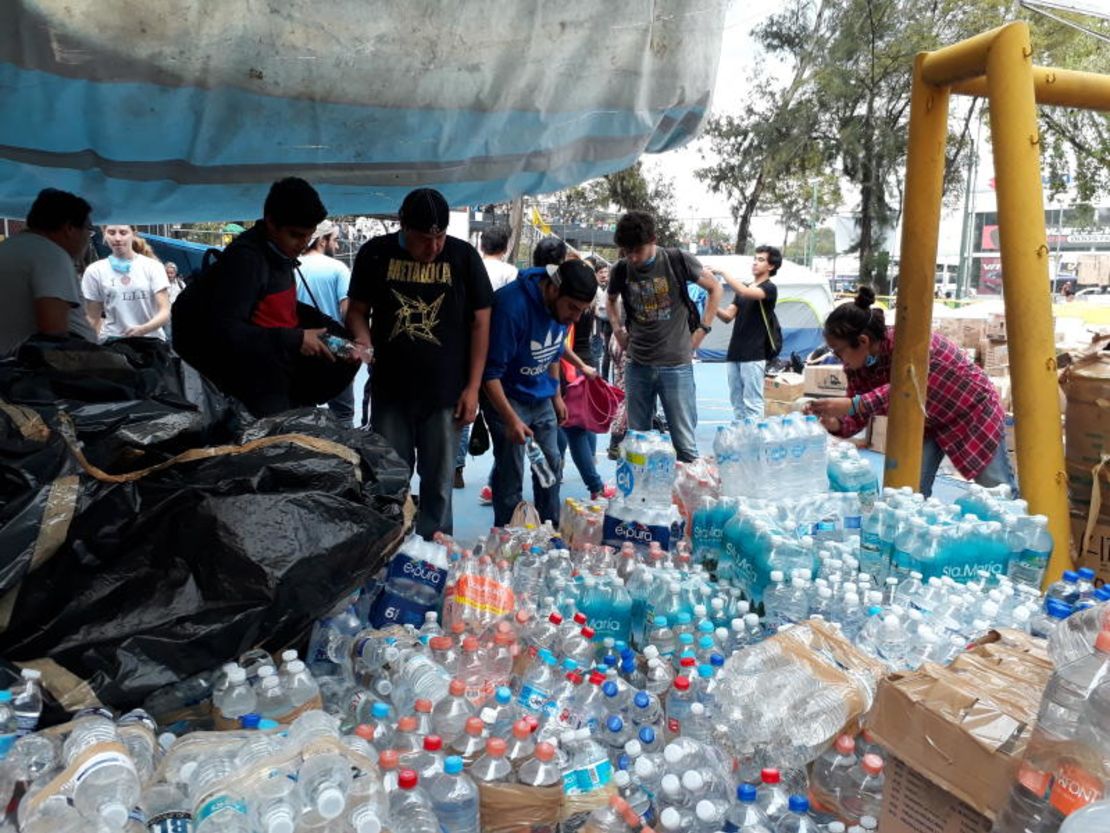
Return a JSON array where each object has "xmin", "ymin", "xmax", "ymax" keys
[
  {"xmin": 399, "ymin": 188, "xmax": 450, "ymax": 233},
  {"xmin": 550, "ymin": 260, "xmax": 599, "ymax": 302}
]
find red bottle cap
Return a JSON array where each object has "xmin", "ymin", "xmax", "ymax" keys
[
  {"xmin": 424, "ymin": 735, "xmax": 443, "ymax": 751},
  {"xmin": 486, "ymin": 737, "xmax": 507, "ymax": 756},
  {"xmin": 465, "ymin": 717, "xmax": 485, "ymax": 735},
  {"xmin": 398, "ymin": 769, "xmax": 418, "ymax": 789},
  {"xmin": 673, "ymin": 676, "xmax": 690, "ymax": 691},
  {"xmin": 414, "ymin": 698, "xmax": 433, "ymax": 713},
  {"xmin": 449, "ymin": 679, "xmax": 466, "ymax": 697},
  {"xmin": 761, "ymin": 767, "xmax": 781, "ymax": 784}
]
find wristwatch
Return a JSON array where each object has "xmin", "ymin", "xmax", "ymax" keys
[{"xmin": 697, "ymin": 324, "xmax": 712, "ymax": 334}]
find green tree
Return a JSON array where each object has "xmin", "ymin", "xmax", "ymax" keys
[
  {"xmin": 695, "ymin": 0, "xmax": 834, "ymax": 254},
  {"xmin": 694, "ymin": 219, "xmax": 733, "ymax": 253},
  {"xmin": 784, "ymin": 226, "xmax": 837, "ymax": 261},
  {"xmin": 603, "ymin": 162, "xmax": 684, "ymax": 247}
]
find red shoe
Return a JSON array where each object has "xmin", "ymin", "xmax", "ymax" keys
[
  {"xmin": 591, "ymin": 484, "xmax": 618, "ymax": 501},
  {"xmin": 479, "ymin": 485, "xmax": 493, "ymax": 506}
]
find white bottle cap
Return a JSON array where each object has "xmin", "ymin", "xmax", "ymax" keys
[
  {"xmin": 614, "ymin": 770, "xmax": 631, "ymax": 787},
  {"xmin": 624, "ymin": 739, "xmax": 643, "ymax": 757},
  {"xmin": 317, "ymin": 786, "xmax": 346, "ymax": 820},
  {"xmin": 281, "ymin": 649, "xmax": 298, "ymax": 662},
  {"xmin": 744, "ymin": 613, "xmax": 760, "ymax": 627},
  {"xmin": 682, "ymin": 769, "xmax": 705, "ymax": 791},
  {"xmin": 661, "ymin": 773, "xmax": 682, "ymax": 795},
  {"xmin": 258, "ymin": 666, "xmax": 276, "ymax": 679},
  {"xmin": 228, "ymin": 666, "xmax": 247, "ymax": 684},
  {"xmin": 262, "ymin": 675, "xmax": 281, "ymax": 690},
  {"xmin": 286, "ymin": 660, "xmax": 306, "ymax": 673},
  {"xmin": 634, "ymin": 757, "xmax": 656, "ymax": 778},
  {"xmin": 100, "ymin": 801, "xmax": 129, "ymax": 829},
  {"xmin": 663, "ymin": 744, "xmax": 684, "ymax": 765},
  {"xmin": 20, "ymin": 669, "xmax": 41, "ymax": 681},
  {"xmin": 770, "ymin": 570, "xmax": 784, "ymax": 582},
  {"xmin": 690, "ymin": 703, "xmax": 705, "ymax": 716},
  {"xmin": 695, "ymin": 799, "xmax": 719, "ymax": 822},
  {"xmin": 660, "ymin": 807, "xmax": 682, "ymax": 830}
]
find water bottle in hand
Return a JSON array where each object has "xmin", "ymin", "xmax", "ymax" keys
[{"xmin": 526, "ymin": 436, "xmax": 557, "ymax": 488}]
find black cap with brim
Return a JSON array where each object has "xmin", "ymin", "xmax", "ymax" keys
[
  {"xmin": 399, "ymin": 188, "xmax": 450, "ymax": 234},
  {"xmin": 551, "ymin": 260, "xmax": 599, "ymax": 302}
]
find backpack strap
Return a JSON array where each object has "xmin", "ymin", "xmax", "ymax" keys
[{"xmin": 663, "ymin": 247, "xmax": 705, "ymax": 333}]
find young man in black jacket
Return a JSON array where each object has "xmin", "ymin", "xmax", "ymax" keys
[{"xmin": 172, "ymin": 178, "xmax": 359, "ymax": 416}]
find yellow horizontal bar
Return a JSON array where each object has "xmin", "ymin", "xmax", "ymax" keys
[
  {"xmin": 920, "ymin": 25, "xmax": 1007, "ymax": 86},
  {"xmin": 952, "ymin": 66, "xmax": 1110, "ymax": 111}
]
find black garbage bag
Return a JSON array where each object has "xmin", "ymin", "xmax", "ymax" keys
[
  {"xmin": 0, "ymin": 340, "xmax": 410, "ymax": 714},
  {"xmin": 0, "ymin": 336, "xmax": 246, "ymax": 473}
]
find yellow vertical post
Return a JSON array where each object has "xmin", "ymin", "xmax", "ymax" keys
[
  {"xmin": 985, "ymin": 22, "xmax": 1071, "ymax": 584},
  {"xmin": 884, "ymin": 56, "xmax": 950, "ymax": 490}
]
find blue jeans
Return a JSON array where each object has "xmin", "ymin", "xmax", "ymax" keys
[
  {"xmin": 455, "ymin": 424, "xmax": 470, "ymax": 469},
  {"xmin": 920, "ymin": 434, "xmax": 1019, "ymax": 498},
  {"xmin": 625, "ymin": 362, "xmax": 699, "ymax": 462},
  {"xmin": 372, "ymin": 397, "xmax": 456, "ymax": 539},
  {"xmin": 726, "ymin": 360, "xmax": 765, "ymax": 420},
  {"xmin": 484, "ymin": 394, "xmax": 562, "ymax": 527},
  {"xmin": 559, "ymin": 426, "xmax": 603, "ymax": 495}
]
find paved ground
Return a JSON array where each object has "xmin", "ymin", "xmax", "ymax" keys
[{"xmin": 352, "ymin": 363, "xmax": 968, "ymax": 545}]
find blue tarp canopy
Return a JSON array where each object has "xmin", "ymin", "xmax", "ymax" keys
[{"xmin": 0, "ymin": 1, "xmax": 727, "ymax": 223}]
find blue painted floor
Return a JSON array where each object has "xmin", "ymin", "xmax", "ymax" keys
[{"xmin": 353, "ymin": 363, "xmax": 970, "ymax": 545}]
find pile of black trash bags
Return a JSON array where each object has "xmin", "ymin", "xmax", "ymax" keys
[{"xmin": 0, "ymin": 337, "xmax": 408, "ymax": 720}]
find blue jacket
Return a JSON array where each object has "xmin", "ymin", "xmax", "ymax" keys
[{"xmin": 483, "ymin": 268, "xmax": 565, "ymax": 403}]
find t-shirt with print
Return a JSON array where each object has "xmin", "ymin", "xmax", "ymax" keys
[
  {"xmin": 0, "ymin": 232, "xmax": 95, "ymax": 355},
  {"xmin": 609, "ymin": 248, "xmax": 704, "ymax": 367},
  {"xmin": 82, "ymin": 254, "xmax": 169, "ymax": 340},
  {"xmin": 725, "ymin": 279, "xmax": 778, "ymax": 363},
  {"xmin": 349, "ymin": 232, "xmax": 493, "ymax": 409}
]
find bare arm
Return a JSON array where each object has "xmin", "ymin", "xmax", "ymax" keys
[
  {"xmin": 85, "ymin": 299, "xmax": 104, "ymax": 336},
  {"xmin": 339, "ymin": 298, "xmax": 349, "ymax": 320},
  {"xmin": 607, "ymin": 293, "xmax": 628, "ymax": 348},
  {"xmin": 482, "ymin": 378, "xmax": 531, "ymax": 444},
  {"xmin": 697, "ymin": 268, "xmax": 723, "ymax": 327},
  {"xmin": 345, "ymin": 298, "xmax": 372, "ymax": 348},
  {"xmin": 455, "ymin": 307, "xmax": 491, "ymax": 424},
  {"xmin": 716, "ymin": 304, "xmax": 738, "ymax": 324},
  {"xmin": 126, "ymin": 289, "xmax": 170, "ymax": 336},
  {"xmin": 33, "ymin": 297, "xmax": 73, "ymax": 336},
  {"xmin": 719, "ymin": 268, "xmax": 768, "ymax": 301}
]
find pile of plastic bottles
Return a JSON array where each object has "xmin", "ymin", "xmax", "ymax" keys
[
  {"xmin": 714, "ymin": 414, "xmax": 832, "ymax": 498},
  {"xmin": 993, "ymin": 602, "xmax": 1110, "ymax": 831},
  {"xmin": 605, "ymin": 431, "xmax": 687, "ymax": 551}
]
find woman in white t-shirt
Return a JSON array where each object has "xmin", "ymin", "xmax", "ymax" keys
[{"xmin": 82, "ymin": 225, "xmax": 170, "ymax": 340}]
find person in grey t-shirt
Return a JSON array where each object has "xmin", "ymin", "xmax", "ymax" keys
[
  {"xmin": 606, "ymin": 211, "xmax": 722, "ymax": 462},
  {"xmin": 0, "ymin": 188, "xmax": 97, "ymax": 356}
]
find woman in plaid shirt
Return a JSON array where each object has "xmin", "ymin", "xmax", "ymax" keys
[{"xmin": 807, "ymin": 287, "xmax": 1016, "ymax": 497}]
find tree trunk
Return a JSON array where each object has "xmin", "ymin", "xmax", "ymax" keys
[
  {"xmin": 733, "ymin": 173, "xmax": 765, "ymax": 254},
  {"xmin": 858, "ymin": 95, "xmax": 877, "ymax": 289}
]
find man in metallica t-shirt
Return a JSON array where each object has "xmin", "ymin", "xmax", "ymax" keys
[{"xmin": 346, "ymin": 189, "xmax": 493, "ymax": 539}]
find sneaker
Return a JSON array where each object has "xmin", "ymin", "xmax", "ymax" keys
[
  {"xmin": 591, "ymin": 484, "xmax": 617, "ymax": 501},
  {"xmin": 479, "ymin": 485, "xmax": 493, "ymax": 505},
  {"xmin": 454, "ymin": 467, "xmax": 465, "ymax": 489}
]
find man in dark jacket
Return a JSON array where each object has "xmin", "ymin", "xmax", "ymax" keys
[{"xmin": 172, "ymin": 177, "xmax": 358, "ymax": 416}]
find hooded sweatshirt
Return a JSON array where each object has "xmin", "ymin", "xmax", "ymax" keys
[{"xmin": 483, "ymin": 268, "xmax": 565, "ymax": 403}]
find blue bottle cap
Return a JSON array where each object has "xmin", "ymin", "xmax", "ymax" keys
[
  {"xmin": 697, "ymin": 664, "xmax": 714, "ymax": 678},
  {"xmin": 372, "ymin": 702, "xmax": 391, "ymax": 719},
  {"xmin": 444, "ymin": 755, "xmax": 464, "ymax": 774},
  {"xmin": 1096, "ymin": 587, "xmax": 1110, "ymax": 601},
  {"xmin": 603, "ymin": 681, "xmax": 619, "ymax": 698},
  {"xmin": 710, "ymin": 653, "xmax": 726, "ymax": 667},
  {"xmin": 676, "ymin": 612, "xmax": 692, "ymax": 624},
  {"xmin": 698, "ymin": 635, "xmax": 715, "ymax": 649},
  {"xmin": 496, "ymin": 686, "xmax": 512, "ymax": 704},
  {"xmin": 0, "ymin": 691, "xmax": 12, "ymax": 703},
  {"xmin": 620, "ymin": 659, "xmax": 637, "ymax": 674},
  {"xmin": 679, "ymin": 633, "xmax": 694, "ymax": 646},
  {"xmin": 698, "ymin": 621, "xmax": 715, "ymax": 634},
  {"xmin": 638, "ymin": 726, "xmax": 656, "ymax": 744},
  {"xmin": 607, "ymin": 715, "xmax": 623, "ymax": 732},
  {"xmin": 788, "ymin": 795, "xmax": 809, "ymax": 813},
  {"xmin": 1063, "ymin": 570, "xmax": 1079, "ymax": 582},
  {"xmin": 258, "ymin": 718, "xmax": 281, "ymax": 731},
  {"xmin": 1078, "ymin": 567, "xmax": 1096, "ymax": 580},
  {"xmin": 653, "ymin": 616, "xmax": 668, "ymax": 627},
  {"xmin": 738, "ymin": 783, "xmax": 758, "ymax": 803},
  {"xmin": 634, "ymin": 691, "xmax": 651, "ymax": 709},
  {"xmin": 617, "ymin": 643, "xmax": 632, "ymax": 656},
  {"xmin": 562, "ymin": 658, "xmax": 578, "ymax": 671},
  {"xmin": 239, "ymin": 713, "xmax": 261, "ymax": 729}
]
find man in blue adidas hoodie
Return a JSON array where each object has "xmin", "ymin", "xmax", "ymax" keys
[{"xmin": 482, "ymin": 259, "xmax": 599, "ymax": 526}]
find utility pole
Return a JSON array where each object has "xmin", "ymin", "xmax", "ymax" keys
[{"xmin": 808, "ymin": 179, "xmax": 820, "ymax": 269}]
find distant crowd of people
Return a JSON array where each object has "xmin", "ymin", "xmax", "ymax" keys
[{"xmin": 0, "ymin": 179, "xmax": 1014, "ymax": 535}]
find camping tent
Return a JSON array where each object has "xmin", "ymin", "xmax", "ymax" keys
[
  {"xmin": 0, "ymin": 0, "xmax": 727, "ymax": 222},
  {"xmin": 694, "ymin": 255, "xmax": 835, "ymax": 362}
]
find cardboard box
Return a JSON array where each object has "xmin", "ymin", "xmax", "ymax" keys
[
  {"xmin": 1072, "ymin": 508, "xmax": 1110, "ymax": 585},
  {"xmin": 764, "ymin": 372, "xmax": 805, "ymax": 402},
  {"xmin": 1062, "ymin": 339, "xmax": 1110, "ymax": 511},
  {"xmin": 986, "ymin": 312, "xmax": 1007, "ymax": 341},
  {"xmin": 869, "ymin": 630, "xmax": 1052, "ymax": 822},
  {"xmin": 870, "ymin": 415, "xmax": 888, "ymax": 454},
  {"xmin": 879, "ymin": 755, "xmax": 992, "ymax": 833},
  {"xmin": 956, "ymin": 316, "xmax": 988, "ymax": 350},
  {"xmin": 979, "ymin": 338, "xmax": 1009, "ymax": 372},
  {"xmin": 804, "ymin": 363, "xmax": 849, "ymax": 397}
]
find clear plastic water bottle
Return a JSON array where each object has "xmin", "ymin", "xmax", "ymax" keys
[
  {"xmin": 388, "ymin": 770, "xmax": 440, "ymax": 833},
  {"xmin": 12, "ymin": 669, "xmax": 42, "ymax": 737},
  {"xmin": 427, "ymin": 755, "xmax": 480, "ymax": 833},
  {"xmin": 449, "ymin": 717, "xmax": 488, "ymax": 765},
  {"xmin": 432, "ymin": 679, "xmax": 475, "ymax": 745},
  {"xmin": 141, "ymin": 783, "xmax": 192, "ymax": 833},
  {"xmin": 470, "ymin": 738, "xmax": 513, "ymax": 784},
  {"xmin": 526, "ymin": 436, "xmax": 557, "ymax": 488},
  {"xmin": 775, "ymin": 795, "xmax": 821, "ymax": 833},
  {"xmin": 757, "ymin": 767, "xmax": 792, "ymax": 823},
  {"xmin": 517, "ymin": 741, "xmax": 563, "ymax": 787},
  {"xmin": 190, "ymin": 753, "xmax": 250, "ymax": 833},
  {"xmin": 61, "ymin": 708, "xmax": 142, "ymax": 831},
  {"xmin": 1008, "ymin": 515, "xmax": 1052, "ymax": 588},
  {"xmin": 727, "ymin": 783, "xmax": 775, "ymax": 833},
  {"xmin": 840, "ymin": 754, "xmax": 884, "ymax": 822},
  {"xmin": 811, "ymin": 734, "xmax": 858, "ymax": 811},
  {"xmin": 1059, "ymin": 799, "xmax": 1110, "ymax": 832}
]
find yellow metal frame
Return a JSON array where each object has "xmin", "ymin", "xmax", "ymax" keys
[{"xmin": 887, "ymin": 22, "xmax": 1110, "ymax": 586}]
